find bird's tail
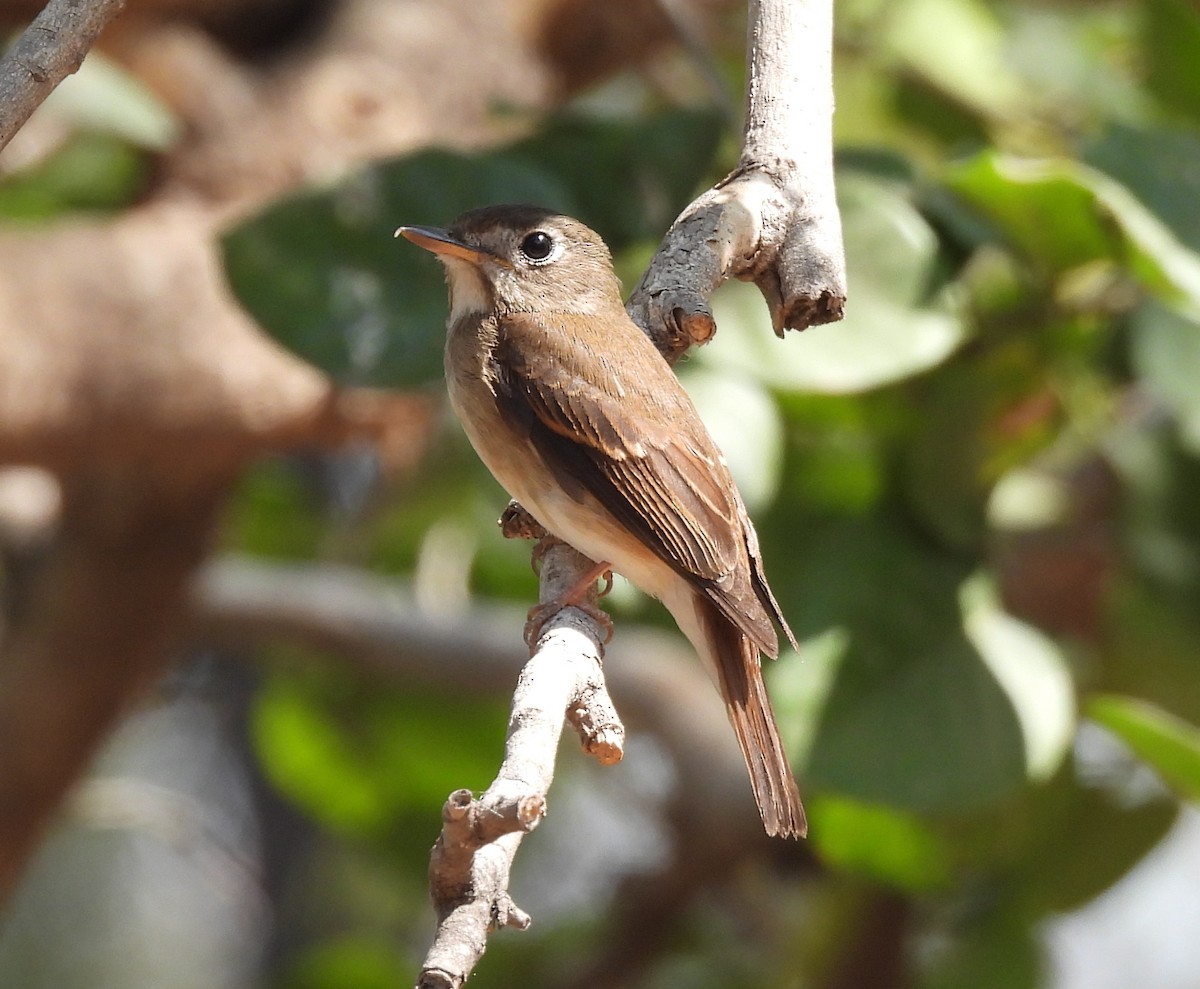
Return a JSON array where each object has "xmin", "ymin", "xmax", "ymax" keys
[{"xmin": 696, "ymin": 595, "xmax": 806, "ymax": 838}]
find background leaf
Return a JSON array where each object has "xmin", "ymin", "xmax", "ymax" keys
[
  {"xmin": 1089, "ymin": 694, "xmax": 1200, "ymax": 801},
  {"xmin": 222, "ymin": 110, "xmax": 721, "ymax": 387}
]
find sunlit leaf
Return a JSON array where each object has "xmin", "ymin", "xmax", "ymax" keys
[
  {"xmin": 884, "ymin": 0, "xmax": 1026, "ymax": 122},
  {"xmin": 222, "ymin": 460, "xmax": 327, "ymax": 560},
  {"xmin": 944, "ymin": 152, "xmax": 1200, "ymax": 315},
  {"xmin": 255, "ymin": 669, "xmax": 392, "ymax": 833},
  {"xmin": 283, "ymin": 936, "xmax": 410, "ymax": 989},
  {"xmin": 1089, "ymin": 694, "xmax": 1200, "ymax": 802},
  {"xmin": 40, "ymin": 50, "xmax": 180, "ymax": 150},
  {"xmin": 0, "ymin": 133, "xmax": 147, "ymax": 219},
  {"xmin": 253, "ymin": 659, "xmax": 506, "ymax": 835},
  {"xmin": 676, "ymin": 367, "xmax": 783, "ymax": 512},
  {"xmin": 960, "ymin": 574, "xmax": 1075, "ymax": 782}
]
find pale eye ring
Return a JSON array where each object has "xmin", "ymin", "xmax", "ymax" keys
[{"xmin": 519, "ymin": 230, "xmax": 555, "ymax": 262}]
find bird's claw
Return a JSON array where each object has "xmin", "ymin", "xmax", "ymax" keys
[{"xmin": 524, "ymin": 598, "xmax": 614, "ymax": 649}]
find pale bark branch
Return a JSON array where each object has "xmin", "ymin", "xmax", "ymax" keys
[
  {"xmin": 0, "ymin": 0, "xmax": 128, "ymax": 156},
  {"xmin": 417, "ymin": 540, "xmax": 622, "ymax": 989},
  {"xmin": 628, "ymin": 0, "xmax": 844, "ymax": 360}
]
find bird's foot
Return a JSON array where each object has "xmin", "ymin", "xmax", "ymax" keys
[
  {"xmin": 499, "ymin": 501, "xmax": 546, "ymax": 542},
  {"xmin": 524, "ymin": 559, "xmax": 616, "ymax": 648}
]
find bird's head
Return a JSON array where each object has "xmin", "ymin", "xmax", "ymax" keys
[{"xmin": 398, "ymin": 205, "xmax": 624, "ymax": 320}]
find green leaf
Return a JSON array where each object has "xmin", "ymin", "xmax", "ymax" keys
[
  {"xmin": 222, "ymin": 459, "xmax": 327, "ymax": 559},
  {"xmin": 790, "ymin": 519, "xmax": 1030, "ymax": 813},
  {"xmin": 253, "ymin": 659, "xmax": 506, "ymax": 835},
  {"xmin": 700, "ymin": 174, "xmax": 968, "ymax": 393},
  {"xmin": 809, "ymin": 794, "xmax": 953, "ymax": 891},
  {"xmin": 902, "ymin": 349, "xmax": 1058, "ymax": 550},
  {"xmin": 222, "ymin": 110, "xmax": 721, "ymax": 387},
  {"xmin": 1085, "ymin": 124, "xmax": 1200, "ymax": 254},
  {"xmin": 1008, "ymin": 770, "xmax": 1177, "ymax": 914},
  {"xmin": 944, "ymin": 152, "xmax": 1200, "ymax": 315},
  {"xmin": 1142, "ymin": 0, "xmax": 1200, "ymax": 126},
  {"xmin": 960, "ymin": 575, "xmax": 1075, "ymax": 782},
  {"xmin": 917, "ymin": 905, "xmax": 1040, "ymax": 989},
  {"xmin": 1088, "ymin": 694, "xmax": 1200, "ymax": 802},
  {"xmin": 883, "ymin": 0, "xmax": 1026, "ymax": 123},
  {"xmin": 1130, "ymin": 299, "xmax": 1200, "ymax": 453},
  {"xmin": 0, "ymin": 133, "xmax": 148, "ymax": 219},
  {"xmin": 223, "ymin": 151, "xmax": 568, "ymax": 388},
  {"xmin": 282, "ymin": 936, "xmax": 410, "ymax": 989}
]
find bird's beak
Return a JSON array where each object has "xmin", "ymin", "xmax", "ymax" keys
[{"xmin": 395, "ymin": 225, "xmax": 496, "ymax": 266}]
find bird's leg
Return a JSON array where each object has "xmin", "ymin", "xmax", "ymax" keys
[
  {"xmin": 525, "ymin": 558, "xmax": 615, "ymax": 649},
  {"xmin": 529, "ymin": 532, "xmax": 565, "ymax": 576}
]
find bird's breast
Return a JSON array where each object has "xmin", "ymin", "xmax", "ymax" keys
[{"xmin": 443, "ymin": 313, "xmax": 675, "ymax": 604}]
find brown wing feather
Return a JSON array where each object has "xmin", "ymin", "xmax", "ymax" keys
[{"xmin": 493, "ymin": 311, "xmax": 780, "ymax": 652}]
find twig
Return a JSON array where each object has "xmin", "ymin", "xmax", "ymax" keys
[{"xmin": 0, "ymin": 0, "xmax": 128, "ymax": 156}]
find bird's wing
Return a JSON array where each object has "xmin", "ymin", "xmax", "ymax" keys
[{"xmin": 493, "ymin": 311, "xmax": 779, "ymax": 653}]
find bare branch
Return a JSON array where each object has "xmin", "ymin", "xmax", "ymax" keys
[
  {"xmin": 0, "ymin": 0, "xmax": 128, "ymax": 156},
  {"xmin": 416, "ymin": 541, "xmax": 622, "ymax": 988},
  {"xmin": 628, "ymin": 0, "xmax": 844, "ymax": 360}
]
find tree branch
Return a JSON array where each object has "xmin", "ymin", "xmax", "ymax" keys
[
  {"xmin": 0, "ymin": 0, "xmax": 128, "ymax": 156},
  {"xmin": 0, "ymin": 469, "xmax": 225, "ymax": 902},
  {"xmin": 416, "ymin": 540, "xmax": 622, "ymax": 989},
  {"xmin": 628, "ymin": 0, "xmax": 844, "ymax": 360}
]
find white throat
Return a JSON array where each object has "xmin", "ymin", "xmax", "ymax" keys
[{"xmin": 443, "ymin": 259, "xmax": 494, "ymax": 322}]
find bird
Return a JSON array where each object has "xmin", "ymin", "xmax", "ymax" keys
[{"xmin": 397, "ymin": 204, "xmax": 805, "ymax": 838}]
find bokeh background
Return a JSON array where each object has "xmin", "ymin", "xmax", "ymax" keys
[{"xmin": 2, "ymin": 0, "xmax": 1200, "ymax": 986}]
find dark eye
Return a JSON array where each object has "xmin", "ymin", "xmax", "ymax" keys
[{"xmin": 519, "ymin": 230, "xmax": 554, "ymax": 262}]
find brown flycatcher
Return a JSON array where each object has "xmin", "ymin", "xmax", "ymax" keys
[{"xmin": 399, "ymin": 205, "xmax": 805, "ymax": 837}]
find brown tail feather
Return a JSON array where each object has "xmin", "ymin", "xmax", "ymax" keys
[{"xmin": 698, "ymin": 596, "xmax": 806, "ymax": 838}]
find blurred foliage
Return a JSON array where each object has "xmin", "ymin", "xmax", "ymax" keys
[
  {"xmin": 221, "ymin": 110, "xmax": 722, "ymax": 387},
  {"xmin": 0, "ymin": 52, "xmax": 175, "ymax": 220},
  {"xmin": 10, "ymin": 0, "xmax": 1200, "ymax": 986}
]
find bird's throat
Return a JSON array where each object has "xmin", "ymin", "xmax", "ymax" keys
[{"xmin": 444, "ymin": 260, "xmax": 495, "ymax": 322}]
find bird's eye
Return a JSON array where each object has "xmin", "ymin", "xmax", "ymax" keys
[{"xmin": 519, "ymin": 230, "xmax": 554, "ymax": 262}]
